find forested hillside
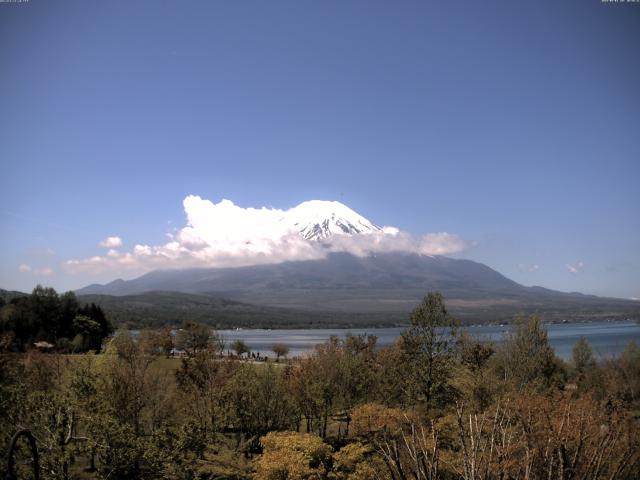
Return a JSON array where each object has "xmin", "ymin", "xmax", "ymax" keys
[{"xmin": 77, "ymin": 291, "xmax": 405, "ymax": 329}]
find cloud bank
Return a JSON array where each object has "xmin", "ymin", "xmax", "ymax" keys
[{"xmin": 65, "ymin": 196, "xmax": 472, "ymax": 275}]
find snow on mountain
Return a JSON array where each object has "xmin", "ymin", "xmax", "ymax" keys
[
  {"xmin": 66, "ymin": 197, "xmax": 405, "ymax": 275},
  {"xmin": 283, "ymin": 200, "xmax": 382, "ymax": 241}
]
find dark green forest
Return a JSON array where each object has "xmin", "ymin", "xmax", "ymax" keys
[{"xmin": 0, "ymin": 286, "xmax": 112, "ymax": 353}]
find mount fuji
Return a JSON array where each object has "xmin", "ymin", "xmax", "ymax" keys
[{"xmin": 77, "ymin": 200, "xmax": 640, "ymax": 326}]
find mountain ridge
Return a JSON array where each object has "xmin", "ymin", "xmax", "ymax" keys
[{"xmin": 76, "ymin": 252, "xmax": 640, "ymax": 323}]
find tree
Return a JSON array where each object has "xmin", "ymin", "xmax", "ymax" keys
[
  {"xmin": 91, "ymin": 329, "xmax": 175, "ymax": 478},
  {"xmin": 272, "ymin": 343, "xmax": 290, "ymax": 361},
  {"xmin": 300, "ymin": 338, "xmax": 343, "ymax": 438},
  {"xmin": 72, "ymin": 314, "xmax": 102, "ymax": 352},
  {"xmin": 138, "ymin": 327, "xmax": 174, "ymax": 357},
  {"xmin": 175, "ymin": 321, "xmax": 222, "ymax": 356},
  {"xmin": 350, "ymin": 403, "xmax": 407, "ymax": 438},
  {"xmin": 618, "ymin": 341, "xmax": 640, "ymax": 404},
  {"xmin": 11, "ymin": 352, "xmax": 80, "ymax": 478},
  {"xmin": 400, "ymin": 292, "xmax": 458, "ymax": 411},
  {"xmin": 254, "ymin": 431, "xmax": 333, "ymax": 480},
  {"xmin": 78, "ymin": 303, "xmax": 112, "ymax": 341},
  {"xmin": 29, "ymin": 285, "xmax": 62, "ymax": 340},
  {"xmin": 335, "ymin": 334, "xmax": 378, "ymax": 436},
  {"xmin": 59, "ymin": 291, "xmax": 79, "ymax": 339},
  {"xmin": 289, "ymin": 355, "xmax": 325, "ymax": 435},
  {"xmin": 331, "ymin": 441, "xmax": 384, "ymax": 480},
  {"xmin": 455, "ymin": 331, "xmax": 496, "ymax": 412},
  {"xmin": 255, "ymin": 432, "xmax": 385, "ymax": 480},
  {"xmin": 287, "ymin": 335, "xmax": 378, "ymax": 439},
  {"xmin": 158, "ymin": 326, "xmax": 174, "ymax": 357},
  {"xmin": 495, "ymin": 314, "xmax": 561, "ymax": 390},
  {"xmin": 603, "ymin": 340, "xmax": 640, "ymax": 406},
  {"xmin": 351, "ymin": 403, "xmax": 439, "ymax": 480},
  {"xmin": 572, "ymin": 336, "xmax": 595, "ymax": 377},
  {"xmin": 226, "ymin": 364, "xmax": 297, "ymax": 454},
  {"xmin": 175, "ymin": 350, "xmax": 238, "ymax": 442},
  {"xmin": 232, "ymin": 339, "xmax": 250, "ymax": 358}
]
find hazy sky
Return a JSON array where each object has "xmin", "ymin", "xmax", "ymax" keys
[{"xmin": 1, "ymin": 0, "xmax": 639, "ymax": 299}]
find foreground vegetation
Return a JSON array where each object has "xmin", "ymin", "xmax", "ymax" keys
[{"xmin": 1, "ymin": 292, "xmax": 639, "ymax": 479}]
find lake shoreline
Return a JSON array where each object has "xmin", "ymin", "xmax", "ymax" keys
[{"xmin": 211, "ymin": 319, "xmax": 640, "ymax": 361}]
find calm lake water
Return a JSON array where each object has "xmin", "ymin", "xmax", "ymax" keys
[{"xmin": 216, "ymin": 321, "xmax": 640, "ymax": 360}]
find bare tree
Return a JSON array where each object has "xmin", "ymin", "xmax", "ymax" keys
[{"xmin": 272, "ymin": 343, "xmax": 289, "ymax": 362}]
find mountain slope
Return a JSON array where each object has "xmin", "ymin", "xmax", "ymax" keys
[
  {"xmin": 77, "ymin": 291, "xmax": 405, "ymax": 329},
  {"xmin": 77, "ymin": 252, "xmax": 520, "ymax": 302},
  {"xmin": 77, "ymin": 252, "xmax": 640, "ymax": 322}
]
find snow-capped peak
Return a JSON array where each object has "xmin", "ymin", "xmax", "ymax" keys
[{"xmin": 284, "ymin": 200, "xmax": 381, "ymax": 241}]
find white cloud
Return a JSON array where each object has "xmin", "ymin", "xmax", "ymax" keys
[
  {"xmin": 566, "ymin": 261, "xmax": 585, "ymax": 274},
  {"xmin": 418, "ymin": 232, "xmax": 471, "ymax": 255},
  {"xmin": 35, "ymin": 267, "xmax": 54, "ymax": 277},
  {"xmin": 98, "ymin": 236, "xmax": 123, "ymax": 249},
  {"xmin": 18, "ymin": 263, "xmax": 54, "ymax": 276},
  {"xmin": 518, "ymin": 263, "xmax": 540, "ymax": 273},
  {"xmin": 65, "ymin": 196, "xmax": 473, "ymax": 275}
]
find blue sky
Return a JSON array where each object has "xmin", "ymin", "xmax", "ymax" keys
[{"xmin": 1, "ymin": 0, "xmax": 638, "ymax": 299}]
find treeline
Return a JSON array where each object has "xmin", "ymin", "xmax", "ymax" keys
[
  {"xmin": 0, "ymin": 285, "xmax": 113, "ymax": 352},
  {"xmin": 77, "ymin": 291, "xmax": 407, "ymax": 329},
  {"xmin": 1, "ymin": 293, "xmax": 639, "ymax": 479}
]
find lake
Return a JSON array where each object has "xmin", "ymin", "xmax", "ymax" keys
[{"xmin": 216, "ymin": 320, "xmax": 640, "ymax": 360}]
